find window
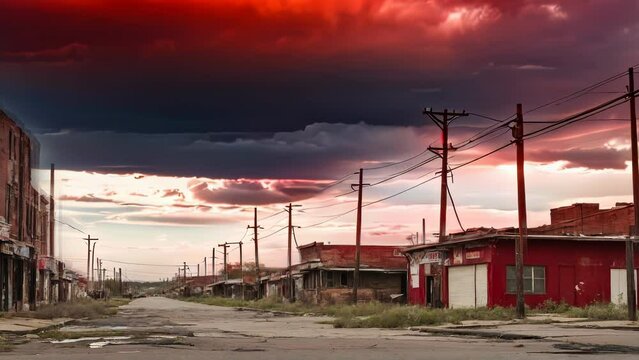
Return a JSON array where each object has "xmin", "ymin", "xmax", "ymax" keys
[
  {"xmin": 324, "ymin": 271, "xmax": 352, "ymax": 288},
  {"xmin": 340, "ymin": 272, "xmax": 348, "ymax": 287},
  {"xmin": 506, "ymin": 266, "xmax": 545, "ymax": 294}
]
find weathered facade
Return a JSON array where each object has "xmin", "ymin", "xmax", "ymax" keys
[
  {"xmin": 405, "ymin": 203, "xmax": 639, "ymax": 309},
  {"xmin": 293, "ymin": 242, "xmax": 407, "ymax": 304},
  {"xmin": 0, "ymin": 110, "xmax": 74, "ymax": 311}
]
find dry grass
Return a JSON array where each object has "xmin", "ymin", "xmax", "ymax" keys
[
  {"xmin": 333, "ymin": 306, "xmax": 515, "ymax": 328},
  {"xmin": 2, "ymin": 298, "xmax": 131, "ymax": 320}
]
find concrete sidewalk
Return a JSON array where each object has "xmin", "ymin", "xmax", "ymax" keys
[
  {"xmin": 412, "ymin": 319, "xmax": 639, "ymax": 348},
  {"xmin": 0, "ymin": 317, "xmax": 71, "ymax": 334}
]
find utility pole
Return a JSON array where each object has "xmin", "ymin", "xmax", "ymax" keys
[
  {"xmin": 218, "ymin": 243, "xmax": 229, "ymax": 280},
  {"xmin": 227, "ymin": 241, "xmax": 244, "ymax": 300},
  {"xmin": 197, "ymin": 263, "xmax": 200, "ymax": 277},
  {"xmin": 84, "ymin": 235, "xmax": 98, "ymax": 291},
  {"xmin": 352, "ymin": 169, "xmax": 370, "ymax": 303},
  {"xmin": 513, "ymin": 103, "xmax": 527, "ymax": 319},
  {"xmin": 119, "ymin": 268, "xmax": 122, "ymax": 295},
  {"xmin": 285, "ymin": 203, "xmax": 302, "ymax": 302},
  {"xmin": 91, "ymin": 242, "xmax": 96, "ymax": 290},
  {"xmin": 248, "ymin": 208, "xmax": 263, "ymax": 298},
  {"xmin": 113, "ymin": 267, "xmax": 116, "ymax": 293},
  {"xmin": 49, "ymin": 163, "xmax": 55, "ymax": 257},
  {"xmin": 424, "ymin": 108, "xmax": 468, "ymax": 243},
  {"xmin": 628, "ymin": 67, "xmax": 638, "ymax": 321},
  {"xmin": 183, "ymin": 262, "xmax": 187, "ymax": 282},
  {"xmin": 422, "ymin": 218, "xmax": 426, "ymax": 244},
  {"xmin": 212, "ymin": 248, "xmax": 216, "ymax": 280},
  {"xmin": 102, "ymin": 268, "xmax": 106, "ymax": 293},
  {"xmin": 204, "ymin": 257, "xmax": 207, "ymax": 277}
]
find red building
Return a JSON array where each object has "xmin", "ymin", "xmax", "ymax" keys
[
  {"xmin": 405, "ymin": 230, "xmax": 637, "ymax": 308},
  {"xmin": 404, "ymin": 203, "xmax": 639, "ymax": 309}
]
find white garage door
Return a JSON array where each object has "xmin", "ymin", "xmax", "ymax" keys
[
  {"xmin": 610, "ymin": 269, "xmax": 637, "ymax": 305},
  {"xmin": 449, "ymin": 264, "xmax": 488, "ymax": 308}
]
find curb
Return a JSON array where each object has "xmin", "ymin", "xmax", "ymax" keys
[
  {"xmin": 412, "ymin": 326, "xmax": 544, "ymax": 340},
  {"xmin": 0, "ymin": 318, "xmax": 73, "ymax": 335},
  {"xmin": 234, "ymin": 307, "xmax": 300, "ymax": 317}
]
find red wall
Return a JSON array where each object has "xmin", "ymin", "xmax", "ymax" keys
[
  {"xmin": 489, "ymin": 239, "xmax": 638, "ymax": 308},
  {"xmin": 408, "ymin": 238, "xmax": 639, "ymax": 308},
  {"xmin": 407, "ymin": 263, "xmax": 426, "ymax": 305}
]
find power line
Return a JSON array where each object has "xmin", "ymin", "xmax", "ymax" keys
[
  {"xmin": 362, "ymin": 147, "xmax": 431, "ymax": 171},
  {"xmin": 523, "ymin": 90, "xmax": 637, "ymax": 140},
  {"xmin": 524, "ymin": 69, "xmax": 628, "ymax": 114},
  {"xmin": 54, "ymin": 219, "xmax": 86, "ymax": 234},
  {"xmin": 99, "ymin": 259, "xmax": 182, "ymax": 267},
  {"xmin": 447, "ymin": 186, "xmax": 465, "ymax": 232},
  {"xmin": 260, "ymin": 226, "xmax": 288, "ymax": 240}
]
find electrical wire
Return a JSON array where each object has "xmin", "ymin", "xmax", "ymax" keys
[
  {"xmin": 362, "ymin": 147, "xmax": 431, "ymax": 171},
  {"xmin": 54, "ymin": 219, "xmax": 87, "ymax": 234},
  {"xmin": 447, "ymin": 186, "xmax": 465, "ymax": 232}
]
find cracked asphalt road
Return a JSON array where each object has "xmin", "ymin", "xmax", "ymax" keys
[{"xmin": 3, "ymin": 297, "xmax": 638, "ymax": 359}]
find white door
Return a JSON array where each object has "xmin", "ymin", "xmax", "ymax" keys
[
  {"xmin": 448, "ymin": 264, "xmax": 488, "ymax": 308},
  {"xmin": 475, "ymin": 264, "xmax": 488, "ymax": 307},
  {"xmin": 610, "ymin": 269, "xmax": 638, "ymax": 305}
]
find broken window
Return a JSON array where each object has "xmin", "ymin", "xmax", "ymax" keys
[{"xmin": 506, "ymin": 265, "xmax": 545, "ymax": 294}]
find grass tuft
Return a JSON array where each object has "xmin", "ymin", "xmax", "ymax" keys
[{"xmin": 2, "ymin": 298, "xmax": 131, "ymax": 320}]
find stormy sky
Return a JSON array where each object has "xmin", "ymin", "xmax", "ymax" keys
[{"xmin": 0, "ymin": 0, "xmax": 638, "ymax": 279}]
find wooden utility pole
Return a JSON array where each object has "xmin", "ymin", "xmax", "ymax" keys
[
  {"xmin": 49, "ymin": 163, "xmax": 55, "ymax": 257},
  {"xmin": 227, "ymin": 241, "xmax": 244, "ymax": 299},
  {"xmin": 628, "ymin": 67, "xmax": 638, "ymax": 321},
  {"xmin": 424, "ymin": 108, "xmax": 468, "ymax": 242},
  {"xmin": 91, "ymin": 242, "xmax": 96, "ymax": 290},
  {"xmin": 102, "ymin": 268, "xmax": 106, "ymax": 292},
  {"xmin": 248, "ymin": 208, "xmax": 263, "ymax": 298},
  {"xmin": 422, "ymin": 218, "xmax": 426, "ymax": 244},
  {"xmin": 183, "ymin": 262, "xmax": 187, "ymax": 282},
  {"xmin": 218, "ymin": 243, "xmax": 229, "ymax": 280},
  {"xmin": 212, "ymin": 248, "xmax": 216, "ymax": 280},
  {"xmin": 197, "ymin": 263, "xmax": 200, "ymax": 277},
  {"xmin": 285, "ymin": 203, "xmax": 302, "ymax": 301},
  {"xmin": 204, "ymin": 257, "xmax": 207, "ymax": 277},
  {"xmin": 84, "ymin": 235, "xmax": 98, "ymax": 291},
  {"xmin": 513, "ymin": 103, "xmax": 527, "ymax": 319},
  {"xmin": 352, "ymin": 169, "xmax": 370, "ymax": 304},
  {"xmin": 119, "ymin": 268, "xmax": 122, "ymax": 295}
]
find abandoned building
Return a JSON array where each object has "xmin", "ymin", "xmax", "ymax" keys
[
  {"xmin": 0, "ymin": 110, "xmax": 76, "ymax": 311},
  {"xmin": 270, "ymin": 242, "xmax": 408, "ymax": 304},
  {"xmin": 404, "ymin": 203, "xmax": 639, "ymax": 309}
]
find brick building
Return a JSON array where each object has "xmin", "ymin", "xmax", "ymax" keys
[
  {"xmin": 287, "ymin": 242, "xmax": 407, "ymax": 304},
  {"xmin": 0, "ymin": 110, "xmax": 67, "ymax": 311},
  {"xmin": 533, "ymin": 202, "xmax": 634, "ymax": 236}
]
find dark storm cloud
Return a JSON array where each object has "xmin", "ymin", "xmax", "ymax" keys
[
  {"xmin": 36, "ymin": 123, "xmax": 435, "ymax": 179},
  {"xmin": 0, "ymin": 0, "xmax": 637, "ymax": 182},
  {"xmin": 0, "ymin": 0, "xmax": 636, "ymax": 135},
  {"xmin": 189, "ymin": 179, "xmax": 326, "ymax": 206},
  {"xmin": 0, "ymin": 43, "xmax": 88, "ymax": 64},
  {"xmin": 528, "ymin": 148, "xmax": 629, "ymax": 170}
]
